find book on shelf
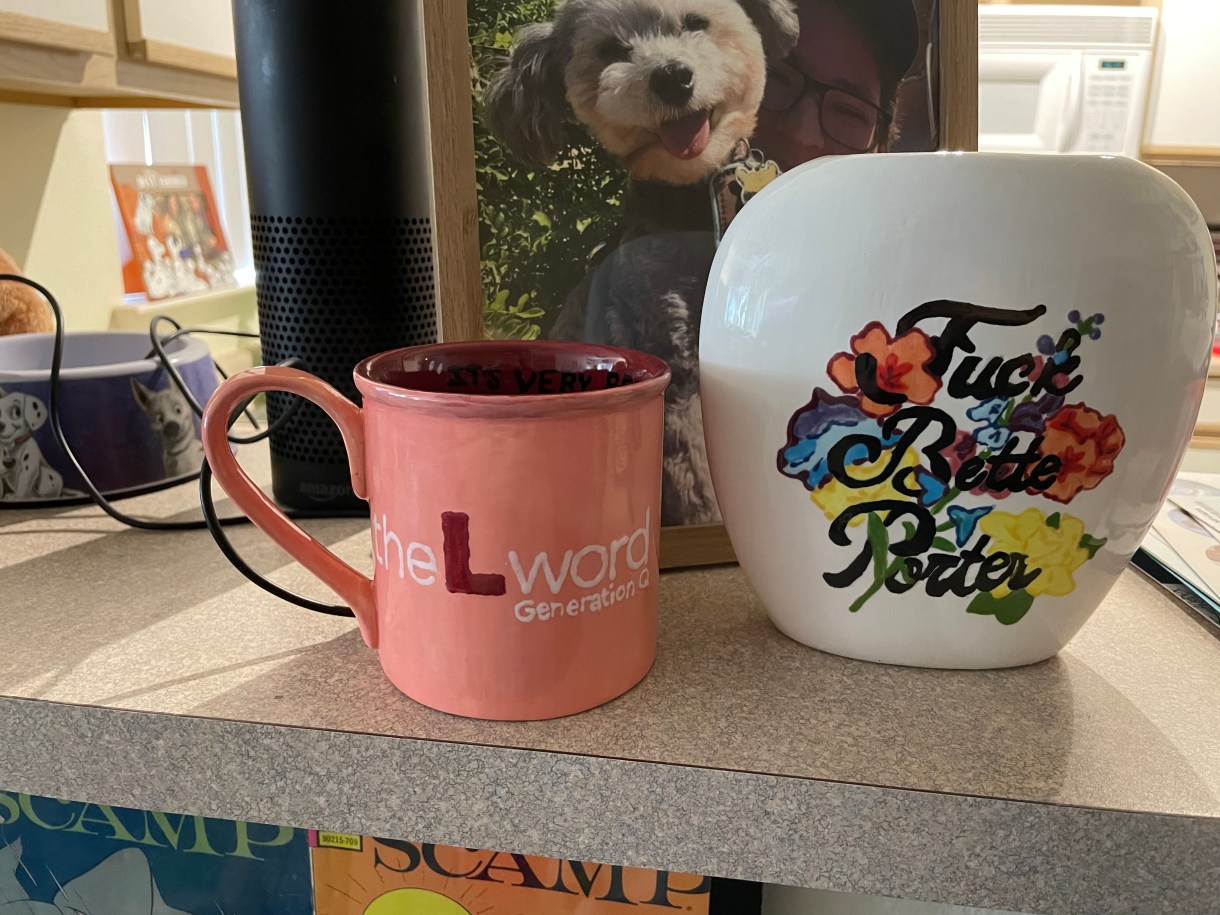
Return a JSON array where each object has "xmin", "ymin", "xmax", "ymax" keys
[
  {"xmin": 110, "ymin": 163, "xmax": 237, "ymax": 302},
  {"xmin": 0, "ymin": 791, "xmax": 762, "ymax": 915},
  {"xmin": 1133, "ymin": 471, "xmax": 1220, "ymax": 629},
  {"xmin": 310, "ymin": 832, "xmax": 761, "ymax": 914},
  {"xmin": 0, "ymin": 791, "xmax": 314, "ymax": 914}
]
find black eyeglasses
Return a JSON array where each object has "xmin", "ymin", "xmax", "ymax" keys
[{"xmin": 760, "ymin": 60, "xmax": 889, "ymax": 153}]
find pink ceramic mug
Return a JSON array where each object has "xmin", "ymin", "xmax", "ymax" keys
[{"xmin": 201, "ymin": 342, "xmax": 669, "ymax": 720}]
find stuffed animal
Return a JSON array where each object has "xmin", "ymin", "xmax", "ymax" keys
[{"xmin": 0, "ymin": 247, "xmax": 54, "ymax": 336}]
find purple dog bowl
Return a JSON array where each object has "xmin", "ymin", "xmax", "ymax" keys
[{"xmin": 0, "ymin": 331, "xmax": 218, "ymax": 506}]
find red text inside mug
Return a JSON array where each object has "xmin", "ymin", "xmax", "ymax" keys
[{"xmin": 361, "ymin": 342, "xmax": 669, "ymax": 396}]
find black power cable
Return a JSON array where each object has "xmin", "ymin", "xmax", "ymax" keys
[{"xmin": 0, "ymin": 273, "xmax": 353, "ymax": 618}]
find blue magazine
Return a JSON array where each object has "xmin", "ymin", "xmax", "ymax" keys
[{"xmin": 0, "ymin": 792, "xmax": 313, "ymax": 915}]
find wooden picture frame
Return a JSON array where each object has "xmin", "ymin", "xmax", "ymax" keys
[{"xmin": 422, "ymin": 0, "xmax": 979, "ymax": 568}]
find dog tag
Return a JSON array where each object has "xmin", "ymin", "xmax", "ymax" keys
[{"xmin": 709, "ymin": 139, "xmax": 783, "ymax": 243}]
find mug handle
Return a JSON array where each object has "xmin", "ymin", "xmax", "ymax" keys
[{"xmin": 200, "ymin": 366, "xmax": 378, "ymax": 648}]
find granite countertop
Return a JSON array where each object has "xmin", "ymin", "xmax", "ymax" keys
[{"xmin": 2, "ymin": 445, "xmax": 1219, "ymax": 915}]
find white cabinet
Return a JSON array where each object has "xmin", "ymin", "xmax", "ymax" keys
[
  {"xmin": 1145, "ymin": 0, "xmax": 1220, "ymax": 156},
  {"xmin": 119, "ymin": 0, "xmax": 235, "ymax": 79},
  {"xmin": 0, "ymin": 0, "xmax": 113, "ymax": 54}
]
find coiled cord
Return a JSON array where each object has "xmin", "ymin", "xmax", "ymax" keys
[{"xmin": 0, "ymin": 273, "xmax": 353, "ymax": 617}]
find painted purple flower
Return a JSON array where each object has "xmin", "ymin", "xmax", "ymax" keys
[
  {"xmin": 1036, "ymin": 335, "xmax": 1056, "ymax": 356},
  {"xmin": 779, "ymin": 388, "xmax": 896, "ymax": 490},
  {"xmin": 1068, "ymin": 309, "xmax": 1081, "ymax": 323},
  {"xmin": 940, "ymin": 429, "xmax": 977, "ymax": 475},
  {"xmin": 790, "ymin": 394, "xmax": 866, "ymax": 440},
  {"xmin": 1009, "ymin": 394, "xmax": 1066, "ymax": 435}
]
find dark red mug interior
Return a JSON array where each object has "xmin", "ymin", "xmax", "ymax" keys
[{"xmin": 360, "ymin": 341, "xmax": 669, "ymax": 397}]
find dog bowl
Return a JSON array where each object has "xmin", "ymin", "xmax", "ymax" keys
[{"xmin": 0, "ymin": 331, "xmax": 218, "ymax": 506}]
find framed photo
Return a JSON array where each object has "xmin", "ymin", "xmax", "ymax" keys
[{"xmin": 420, "ymin": 0, "xmax": 978, "ymax": 567}]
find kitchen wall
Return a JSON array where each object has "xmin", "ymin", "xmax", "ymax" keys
[
  {"xmin": 1157, "ymin": 166, "xmax": 1220, "ymax": 224},
  {"xmin": 0, "ymin": 102, "xmax": 123, "ymax": 330}
]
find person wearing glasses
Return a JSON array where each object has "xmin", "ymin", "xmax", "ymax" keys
[{"xmin": 753, "ymin": 0, "xmax": 921, "ymax": 170}]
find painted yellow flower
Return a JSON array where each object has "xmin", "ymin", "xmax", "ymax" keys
[
  {"xmin": 977, "ymin": 508, "xmax": 1088, "ymax": 598},
  {"xmin": 810, "ymin": 449, "xmax": 920, "ymax": 525}
]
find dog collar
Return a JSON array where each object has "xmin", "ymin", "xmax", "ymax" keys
[{"xmin": 12, "ymin": 433, "xmax": 32, "ymax": 447}]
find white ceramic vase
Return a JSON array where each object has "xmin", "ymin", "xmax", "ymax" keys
[{"xmin": 701, "ymin": 152, "xmax": 1217, "ymax": 669}]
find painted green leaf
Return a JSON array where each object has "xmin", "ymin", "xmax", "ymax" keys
[
  {"xmin": 531, "ymin": 211, "xmax": 552, "ymax": 229},
  {"xmin": 967, "ymin": 589, "xmax": 1035, "ymax": 625},
  {"xmin": 1079, "ymin": 534, "xmax": 1108, "ymax": 559},
  {"xmin": 1046, "ymin": 513, "xmax": 1061, "ymax": 529},
  {"xmin": 932, "ymin": 536, "xmax": 956, "ymax": 553},
  {"xmin": 867, "ymin": 513, "xmax": 889, "ymax": 582}
]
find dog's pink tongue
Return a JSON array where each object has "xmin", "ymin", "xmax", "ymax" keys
[{"xmin": 658, "ymin": 111, "xmax": 711, "ymax": 160}]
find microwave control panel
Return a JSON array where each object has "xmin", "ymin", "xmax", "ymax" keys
[{"xmin": 1078, "ymin": 54, "xmax": 1146, "ymax": 156}]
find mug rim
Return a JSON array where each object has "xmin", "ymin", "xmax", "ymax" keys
[{"xmin": 354, "ymin": 340, "xmax": 671, "ymax": 408}]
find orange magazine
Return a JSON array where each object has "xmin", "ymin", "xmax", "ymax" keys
[
  {"xmin": 110, "ymin": 163, "xmax": 236, "ymax": 300},
  {"xmin": 310, "ymin": 834, "xmax": 712, "ymax": 915}
]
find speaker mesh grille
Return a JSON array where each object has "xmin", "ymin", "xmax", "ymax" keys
[{"xmin": 251, "ymin": 214, "xmax": 437, "ymax": 463}]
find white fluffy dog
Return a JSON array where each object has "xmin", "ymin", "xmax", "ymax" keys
[
  {"xmin": 0, "ymin": 388, "xmax": 65, "ymax": 501},
  {"xmin": 486, "ymin": 0, "xmax": 797, "ymax": 185}
]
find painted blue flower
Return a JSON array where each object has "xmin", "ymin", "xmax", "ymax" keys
[
  {"xmin": 966, "ymin": 398, "xmax": 1007, "ymax": 425},
  {"xmin": 975, "ymin": 424, "xmax": 1012, "ymax": 450},
  {"xmin": 947, "ymin": 504, "xmax": 993, "ymax": 547},
  {"xmin": 780, "ymin": 389, "xmax": 897, "ymax": 490},
  {"xmin": 917, "ymin": 471, "xmax": 949, "ymax": 508}
]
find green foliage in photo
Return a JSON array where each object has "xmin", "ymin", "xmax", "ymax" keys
[{"xmin": 469, "ymin": 0, "xmax": 628, "ymax": 339}]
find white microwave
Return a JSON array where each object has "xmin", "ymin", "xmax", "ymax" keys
[{"xmin": 978, "ymin": 5, "xmax": 1158, "ymax": 158}]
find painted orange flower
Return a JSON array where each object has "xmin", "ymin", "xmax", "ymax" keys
[
  {"xmin": 827, "ymin": 322, "xmax": 941, "ymax": 417},
  {"xmin": 1037, "ymin": 404, "xmax": 1125, "ymax": 503}
]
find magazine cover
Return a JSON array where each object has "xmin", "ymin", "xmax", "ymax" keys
[
  {"xmin": 110, "ymin": 164, "xmax": 237, "ymax": 301},
  {"xmin": 310, "ymin": 833, "xmax": 718, "ymax": 915},
  {"xmin": 0, "ymin": 791, "xmax": 314, "ymax": 915}
]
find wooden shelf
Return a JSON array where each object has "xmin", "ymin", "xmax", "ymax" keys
[
  {"xmin": 125, "ymin": 38, "xmax": 236, "ymax": 80},
  {"xmin": 2, "ymin": 443, "xmax": 1219, "ymax": 914},
  {"xmin": 1143, "ymin": 146, "xmax": 1220, "ymax": 168},
  {"xmin": 0, "ymin": 36, "xmax": 237, "ymax": 108},
  {"xmin": 0, "ymin": 9, "xmax": 113, "ymax": 55}
]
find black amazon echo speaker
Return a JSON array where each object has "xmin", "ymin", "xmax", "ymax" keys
[{"xmin": 233, "ymin": 0, "xmax": 438, "ymax": 512}]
